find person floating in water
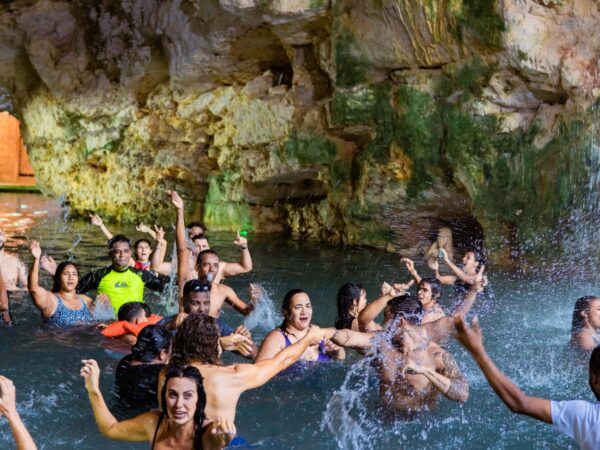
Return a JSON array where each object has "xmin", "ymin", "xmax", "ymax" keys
[
  {"xmin": 424, "ymin": 226, "xmax": 454, "ymax": 270},
  {"xmin": 456, "ymin": 315, "xmax": 600, "ymax": 449},
  {"xmin": 571, "ymin": 295, "xmax": 600, "ymax": 351},
  {"xmin": 0, "ymin": 228, "xmax": 28, "ymax": 291},
  {"xmin": 27, "ymin": 241, "xmax": 96, "ymax": 327}
]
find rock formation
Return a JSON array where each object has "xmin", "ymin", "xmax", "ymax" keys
[{"xmin": 0, "ymin": 0, "xmax": 598, "ymax": 261}]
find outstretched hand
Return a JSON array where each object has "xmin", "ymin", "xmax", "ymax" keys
[
  {"xmin": 470, "ymin": 265, "xmax": 486, "ymax": 291},
  {"xmin": 206, "ymin": 418, "xmax": 237, "ymax": 449},
  {"xmin": 0, "ymin": 375, "xmax": 17, "ymax": 418},
  {"xmin": 136, "ymin": 223, "xmax": 152, "ymax": 234},
  {"xmin": 234, "ymin": 230, "xmax": 248, "ymax": 249},
  {"xmin": 154, "ymin": 225, "xmax": 165, "ymax": 242},
  {"xmin": 249, "ymin": 283, "xmax": 261, "ymax": 305},
  {"xmin": 40, "ymin": 254, "xmax": 57, "ymax": 275},
  {"xmin": 391, "ymin": 279, "xmax": 414, "ymax": 296},
  {"xmin": 30, "ymin": 241, "xmax": 42, "ymax": 259},
  {"xmin": 454, "ymin": 315, "xmax": 484, "ymax": 355},
  {"xmin": 167, "ymin": 190, "xmax": 184, "ymax": 210},
  {"xmin": 90, "ymin": 214, "xmax": 103, "ymax": 227},
  {"xmin": 219, "ymin": 334, "xmax": 253, "ymax": 357},
  {"xmin": 401, "ymin": 257, "xmax": 415, "ymax": 273},
  {"xmin": 80, "ymin": 359, "xmax": 101, "ymax": 393}
]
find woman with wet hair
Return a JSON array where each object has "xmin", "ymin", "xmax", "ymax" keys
[
  {"xmin": 334, "ymin": 283, "xmax": 382, "ymax": 332},
  {"xmin": 27, "ymin": 240, "xmax": 94, "ymax": 326},
  {"xmin": 571, "ymin": 295, "xmax": 600, "ymax": 350},
  {"xmin": 82, "ymin": 359, "xmax": 235, "ymax": 449},
  {"xmin": 115, "ymin": 325, "xmax": 172, "ymax": 410}
]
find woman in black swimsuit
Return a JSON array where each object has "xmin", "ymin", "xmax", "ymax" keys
[{"xmin": 81, "ymin": 359, "xmax": 236, "ymax": 449}]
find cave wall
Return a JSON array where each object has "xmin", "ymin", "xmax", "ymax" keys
[{"xmin": 0, "ymin": 0, "xmax": 598, "ymax": 260}]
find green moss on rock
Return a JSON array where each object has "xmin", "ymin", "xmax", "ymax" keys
[
  {"xmin": 203, "ymin": 172, "xmax": 252, "ymax": 231},
  {"xmin": 334, "ymin": 30, "xmax": 370, "ymax": 88},
  {"xmin": 282, "ymin": 130, "xmax": 337, "ymax": 165}
]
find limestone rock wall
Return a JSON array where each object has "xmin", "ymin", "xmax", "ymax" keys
[{"xmin": 0, "ymin": 0, "xmax": 598, "ymax": 260}]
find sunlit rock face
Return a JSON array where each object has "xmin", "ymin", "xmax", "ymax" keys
[{"xmin": 0, "ymin": 0, "xmax": 598, "ymax": 258}]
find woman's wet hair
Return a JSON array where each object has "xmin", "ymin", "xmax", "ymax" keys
[
  {"xmin": 117, "ymin": 302, "xmax": 151, "ymax": 322},
  {"xmin": 170, "ymin": 314, "xmax": 220, "ymax": 366},
  {"xmin": 464, "ymin": 248, "xmax": 485, "ymax": 266},
  {"xmin": 335, "ymin": 283, "xmax": 362, "ymax": 330},
  {"xmin": 590, "ymin": 346, "xmax": 600, "ymax": 376},
  {"xmin": 388, "ymin": 294, "xmax": 423, "ymax": 325},
  {"xmin": 133, "ymin": 238, "xmax": 152, "ymax": 252},
  {"xmin": 51, "ymin": 261, "xmax": 79, "ymax": 293},
  {"xmin": 571, "ymin": 295, "xmax": 599, "ymax": 339},
  {"xmin": 160, "ymin": 364, "xmax": 206, "ymax": 450},
  {"xmin": 419, "ymin": 277, "xmax": 442, "ymax": 300},
  {"xmin": 280, "ymin": 288, "xmax": 307, "ymax": 330},
  {"xmin": 131, "ymin": 325, "xmax": 172, "ymax": 363}
]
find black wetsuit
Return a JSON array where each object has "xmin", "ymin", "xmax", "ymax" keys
[{"xmin": 115, "ymin": 354, "xmax": 165, "ymax": 410}]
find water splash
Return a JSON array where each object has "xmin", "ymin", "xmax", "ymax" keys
[
  {"xmin": 244, "ymin": 284, "xmax": 282, "ymax": 331},
  {"xmin": 92, "ymin": 299, "xmax": 115, "ymax": 321},
  {"xmin": 157, "ymin": 239, "xmax": 180, "ymax": 316}
]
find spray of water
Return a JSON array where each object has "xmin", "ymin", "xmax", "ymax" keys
[
  {"xmin": 92, "ymin": 299, "xmax": 115, "ymax": 321},
  {"xmin": 244, "ymin": 284, "xmax": 282, "ymax": 331}
]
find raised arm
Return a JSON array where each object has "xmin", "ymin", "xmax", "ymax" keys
[
  {"xmin": 430, "ymin": 259, "xmax": 457, "ymax": 285},
  {"xmin": 0, "ymin": 376, "xmax": 37, "ymax": 450},
  {"xmin": 223, "ymin": 284, "xmax": 256, "ymax": 317},
  {"xmin": 27, "ymin": 241, "xmax": 55, "ymax": 317},
  {"xmin": 221, "ymin": 231, "xmax": 253, "ymax": 278},
  {"xmin": 441, "ymin": 249, "xmax": 477, "ymax": 284},
  {"xmin": 168, "ymin": 191, "xmax": 192, "ymax": 295},
  {"xmin": 357, "ymin": 280, "xmax": 413, "ymax": 331},
  {"xmin": 423, "ymin": 265, "xmax": 485, "ymax": 344},
  {"xmin": 454, "ymin": 316, "xmax": 551, "ymax": 422},
  {"xmin": 234, "ymin": 326, "xmax": 326, "ymax": 391},
  {"xmin": 135, "ymin": 223, "xmax": 157, "ymax": 240},
  {"xmin": 327, "ymin": 328, "xmax": 375, "ymax": 349},
  {"xmin": 90, "ymin": 214, "xmax": 113, "ymax": 241},
  {"xmin": 401, "ymin": 258, "xmax": 421, "ymax": 284},
  {"xmin": 80, "ymin": 359, "xmax": 155, "ymax": 441}
]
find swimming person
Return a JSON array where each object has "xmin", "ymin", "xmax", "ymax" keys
[
  {"xmin": 455, "ymin": 315, "xmax": 600, "ymax": 449},
  {"xmin": 257, "ymin": 289, "xmax": 345, "ymax": 363},
  {"xmin": 27, "ymin": 241, "xmax": 94, "ymax": 326},
  {"xmin": 0, "ymin": 228, "xmax": 28, "ymax": 291},
  {"xmin": 571, "ymin": 296, "xmax": 600, "ymax": 350},
  {"xmin": 114, "ymin": 325, "xmax": 172, "ymax": 411},
  {"xmin": 82, "ymin": 359, "xmax": 236, "ymax": 449},
  {"xmin": 101, "ymin": 302, "xmax": 163, "ymax": 346},
  {"xmin": 0, "ymin": 375, "xmax": 37, "ymax": 450},
  {"xmin": 76, "ymin": 235, "xmax": 164, "ymax": 315},
  {"xmin": 165, "ymin": 190, "xmax": 253, "ymax": 284},
  {"xmin": 335, "ymin": 283, "xmax": 382, "ymax": 332},
  {"xmin": 377, "ymin": 295, "xmax": 469, "ymax": 414},
  {"xmin": 424, "ymin": 226, "xmax": 454, "ymax": 270},
  {"xmin": 90, "ymin": 214, "xmax": 158, "ymax": 270},
  {"xmin": 158, "ymin": 314, "xmax": 330, "ymax": 426}
]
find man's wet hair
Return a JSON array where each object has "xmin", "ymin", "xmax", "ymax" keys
[
  {"xmin": 590, "ymin": 347, "xmax": 600, "ymax": 376},
  {"xmin": 197, "ymin": 249, "xmax": 219, "ymax": 265},
  {"xmin": 183, "ymin": 280, "xmax": 211, "ymax": 299},
  {"xmin": 108, "ymin": 234, "xmax": 131, "ymax": 249},
  {"xmin": 188, "ymin": 222, "xmax": 206, "ymax": 232},
  {"xmin": 388, "ymin": 294, "xmax": 423, "ymax": 325},
  {"xmin": 191, "ymin": 234, "xmax": 209, "ymax": 243},
  {"xmin": 419, "ymin": 277, "xmax": 442, "ymax": 300},
  {"xmin": 117, "ymin": 302, "xmax": 151, "ymax": 322}
]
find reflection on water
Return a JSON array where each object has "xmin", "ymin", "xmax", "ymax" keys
[{"xmin": 0, "ymin": 193, "xmax": 594, "ymax": 449}]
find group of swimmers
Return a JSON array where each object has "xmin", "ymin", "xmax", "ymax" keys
[{"xmin": 1, "ymin": 198, "xmax": 600, "ymax": 449}]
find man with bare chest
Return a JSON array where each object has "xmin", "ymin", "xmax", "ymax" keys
[
  {"xmin": 0, "ymin": 230, "xmax": 28, "ymax": 325},
  {"xmin": 378, "ymin": 296, "xmax": 468, "ymax": 414}
]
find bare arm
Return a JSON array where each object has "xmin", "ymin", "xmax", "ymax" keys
[
  {"xmin": 358, "ymin": 280, "xmax": 413, "ymax": 331},
  {"xmin": 430, "ymin": 260, "xmax": 457, "ymax": 285},
  {"xmin": 0, "ymin": 377, "xmax": 37, "ymax": 450},
  {"xmin": 90, "ymin": 214, "xmax": 113, "ymax": 241},
  {"xmin": 441, "ymin": 250, "xmax": 477, "ymax": 284},
  {"xmin": 135, "ymin": 223, "xmax": 157, "ymax": 240},
  {"xmin": 328, "ymin": 328, "xmax": 375, "ymax": 349},
  {"xmin": 234, "ymin": 327, "xmax": 326, "ymax": 391},
  {"xmin": 221, "ymin": 232, "xmax": 252, "ymax": 278},
  {"xmin": 0, "ymin": 266, "xmax": 8, "ymax": 314},
  {"xmin": 455, "ymin": 316, "xmax": 552, "ymax": 423},
  {"xmin": 168, "ymin": 191, "xmax": 192, "ymax": 301},
  {"xmin": 81, "ymin": 359, "xmax": 154, "ymax": 441},
  {"xmin": 27, "ymin": 242, "xmax": 56, "ymax": 317},
  {"xmin": 223, "ymin": 285, "xmax": 255, "ymax": 317},
  {"xmin": 401, "ymin": 258, "xmax": 421, "ymax": 284},
  {"xmin": 16, "ymin": 259, "xmax": 28, "ymax": 290},
  {"xmin": 430, "ymin": 349, "xmax": 469, "ymax": 402},
  {"xmin": 150, "ymin": 226, "xmax": 171, "ymax": 276}
]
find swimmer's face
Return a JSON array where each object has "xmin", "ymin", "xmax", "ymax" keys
[
  {"xmin": 197, "ymin": 253, "xmax": 219, "ymax": 282},
  {"xmin": 417, "ymin": 282, "xmax": 433, "ymax": 306},
  {"xmin": 185, "ymin": 291, "xmax": 211, "ymax": 315},
  {"xmin": 585, "ymin": 299, "xmax": 600, "ymax": 329},
  {"xmin": 166, "ymin": 377, "xmax": 198, "ymax": 426},
  {"xmin": 110, "ymin": 242, "xmax": 131, "ymax": 270},
  {"xmin": 135, "ymin": 241, "xmax": 152, "ymax": 262},
  {"xmin": 462, "ymin": 252, "xmax": 477, "ymax": 269},
  {"xmin": 193, "ymin": 238, "xmax": 210, "ymax": 253},
  {"xmin": 59, "ymin": 264, "xmax": 78, "ymax": 292},
  {"xmin": 285, "ymin": 292, "xmax": 312, "ymax": 330}
]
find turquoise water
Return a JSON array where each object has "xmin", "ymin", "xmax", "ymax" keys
[{"xmin": 0, "ymin": 193, "xmax": 593, "ymax": 449}]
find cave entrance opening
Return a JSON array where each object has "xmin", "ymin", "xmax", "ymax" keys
[
  {"xmin": 0, "ymin": 111, "xmax": 36, "ymax": 190},
  {"xmin": 428, "ymin": 214, "xmax": 486, "ymax": 259}
]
